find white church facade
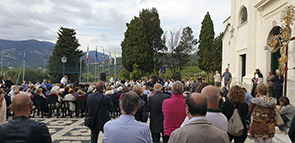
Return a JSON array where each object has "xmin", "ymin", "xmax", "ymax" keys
[{"xmin": 222, "ymin": 0, "xmax": 295, "ymax": 103}]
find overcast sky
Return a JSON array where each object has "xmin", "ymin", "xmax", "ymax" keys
[{"xmin": 0, "ymin": 0, "xmax": 231, "ymax": 57}]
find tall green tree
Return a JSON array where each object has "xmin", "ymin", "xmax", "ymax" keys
[
  {"xmin": 121, "ymin": 17, "xmax": 152, "ymax": 73},
  {"xmin": 162, "ymin": 27, "xmax": 197, "ymax": 76},
  {"xmin": 212, "ymin": 32, "xmax": 223, "ymax": 74},
  {"xmin": 48, "ymin": 27, "xmax": 83, "ymax": 83},
  {"xmin": 197, "ymin": 12, "xmax": 215, "ymax": 81},
  {"xmin": 139, "ymin": 8, "xmax": 165, "ymax": 75}
]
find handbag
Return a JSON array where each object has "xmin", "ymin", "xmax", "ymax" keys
[
  {"xmin": 227, "ymin": 108, "xmax": 244, "ymax": 136},
  {"xmin": 275, "ymin": 109, "xmax": 284, "ymax": 126},
  {"xmin": 84, "ymin": 94, "xmax": 105, "ymax": 127}
]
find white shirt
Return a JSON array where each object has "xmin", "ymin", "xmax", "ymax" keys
[
  {"xmin": 60, "ymin": 77, "xmax": 68, "ymax": 85},
  {"xmin": 187, "ymin": 116, "xmax": 207, "ymax": 124},
  {"xmin": 164, "ymin": 82, "xmax": 169, "ymax": 87},
  {"xmin": 181, "ymin": 111, "xmax": 228, "ymax": 132},
  {"xmin": 214, "ymin": 73, "xmax": 221, "ymax": 82},
  {"xmin": 63, "ymin": 94, "xmax": 76, "ymax": 111},
  {"xmin": 124, "ymin": 82, "xmax": 129, "ymax": 87},
  {"xmin": 255, "ymin": 74, "xmax": 263, "ymax": 84},
  {"xmin": 168, "ymin": 81, "xmax": 173, "ymax": 87},
  {"xmin": 110, "ymin": 77, "xmax": 114, "ymax": 83}
]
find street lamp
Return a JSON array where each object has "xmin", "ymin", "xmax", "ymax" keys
[{"xmin": 61, "ymin": 55, "xmax": 67, "ymax": 76}]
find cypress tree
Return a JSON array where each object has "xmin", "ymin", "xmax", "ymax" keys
[{"xmin": 197, "ymin": 12, "xmax": 215, "ymax": 81}]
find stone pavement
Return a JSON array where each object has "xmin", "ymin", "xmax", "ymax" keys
[
  {"xmin": 33, "ymin": 117, "xmax": 98, "ymax": 143},
  {"xmin": 30, "ymin": 117, "xmax": 291, "ymax": 143}
]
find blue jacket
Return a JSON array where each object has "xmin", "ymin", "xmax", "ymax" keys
[{"xmin": 87, "ymin": 92, "xmax": 112, "ymax": 130}]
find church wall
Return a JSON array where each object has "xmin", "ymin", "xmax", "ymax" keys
[{"xmin": 223, "ymin": 0, "xmax": 295, "ymax": 104}]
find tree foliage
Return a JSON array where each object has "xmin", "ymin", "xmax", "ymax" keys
[
  {"xmin": 139, "ymin": 8, "xmax": 165, "ymax": 75},
  {"xmin": 129, "ymin": 63, "xmax": 145, "ymax": 80},
  {"xmin": 197, "ymin": 12, "xmax": 215, "ymax": 81},
  {"xmin": 3, "ymin": 68, "xmax": 49, "ymax": 85},
  {"xmin": 162, "ymin": 27, "xmax": 197, "ymax": 75},
  {"xmin": 121, "ymin": 17, "xmax": 152, "ymax": 73},
  {"xmin": 119, "ymin": 69, "xmax": 130, "ymax": 81},
  {"xmin": 212, "ymin": 32, "xmax": 223, "ymax": 74},
  {"xmin": 48, "ymin": 27, "xmax": 83, "ymax": 83}
]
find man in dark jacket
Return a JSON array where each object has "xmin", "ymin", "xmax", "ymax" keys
[
  {"xmin": 5, "ymin": 77, "xmax": 14, "ymax": 90},
  {"xmin": 148, "ymin": 83, "xmax": 170, "ymax": 143},
  {"xmin": 192, "ymin": 76, "xmax": 202, "ymax": 92},
  {"xmin": 0, "ymin": 93, "xmax": 52, "ymax": 143},
  {"xmin": 271, "ymin": 69, "xmax": 284, "ymax": 105},
  {"xmin": 87, "ymin": 81, "xmax": 112, "ymax": 143}
]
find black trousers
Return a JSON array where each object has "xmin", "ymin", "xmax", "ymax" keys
[
  {"xmin": 152, "ymin": 132, "xmax": 163, "ymax": 143},
  {"xmin": 90, "ymin": 128, "xmax": 101, "ymax": 143},
  {"xmin": 163, "ymin": 135, "xmax": 170, "ymax": 143},
  {"xmin": 275, "ymin": 90, "xmax": 283, "ymax": 105},
  {"xmin": 228, "ymin": 130, "xmax": 247, "ymax": 143}
]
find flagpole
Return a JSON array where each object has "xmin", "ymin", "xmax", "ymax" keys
[
  {"xmin": 102, "ymin": 48, "xmax": 105, "ymax": 74},
  {"xmin": 87, "ymin": 62, "xmax": 89, "ymax": 83},
  {"xmin": 114, "ymin": 49, "xmax": 116, "ymax": 86},
  {"xmin": 96, "ymin": 62, "xmax": 100, "ymax": 81},
  {"xmin": 79, "ymin": 57, "xmax": 82, "ymax": 83},
  {"xmin": 95, "ymin": 46, "xmax": 98, "ymax": 82},
  {"xmin": 108, "ymin": 51, "xmax": 111, "ymax": 79},
  {"xmin": 23, "ymin": 52, "xmax": 26, "ymax": 82},
  {"xmin": 86, "ymin": 46, "xmax": 89, "ymax": 83}
]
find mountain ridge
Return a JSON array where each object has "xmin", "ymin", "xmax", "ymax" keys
[{"xmin": 0, "ymin": 39, "xmax": 110, "ymax": 68}]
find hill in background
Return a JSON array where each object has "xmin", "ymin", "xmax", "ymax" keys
[{"xmin": 0, "ymin": 39, "xmax": 110, "ymax": 68}]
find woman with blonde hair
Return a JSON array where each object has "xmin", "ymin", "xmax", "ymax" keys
[
  {"xmin": 222, "ymin": 85, "xmax": 249, "ymax": 143},
  {"xmin": 249, "ymin": 83, "xmax": 276, "ymax": 143},
  {"xmin": 132, "ymin": 84, "xmax": 147, "ymax": 122}
]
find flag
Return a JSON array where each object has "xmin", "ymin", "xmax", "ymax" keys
[
  {"xmin": 86, "ymin": 46, "xmax": 89, "ymax": 63},
  {"xmin": 102, "ymin": 48, "xmax": 105, "ymax": 62},
  {"xmin": 114, "ymin": 49, "xmax": 116, "ymax": 65},
  {"xmin": 109, "ymin": 52, "xmax": 112, "ymax": 65},
  {"xmin": 95, "ymin": 46, "xmax": 98, "ymax": 63}
]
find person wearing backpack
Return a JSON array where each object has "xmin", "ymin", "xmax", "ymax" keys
[
  {"xmin": 249, "ymin": 83, "xmax": 276, "ymax": 143},
  {"xmin": 222, "ymin": 85, "xmax": 249, "ymax": 143}
]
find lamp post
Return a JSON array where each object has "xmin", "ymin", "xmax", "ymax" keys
[{"xmin": 61, "ymin": 55, "xmax": 67, "ymax": 76}]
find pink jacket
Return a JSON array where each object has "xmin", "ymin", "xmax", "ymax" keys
[{"xmin": 162, "ymin": 94, "xmax": 186, "ymax": 136}]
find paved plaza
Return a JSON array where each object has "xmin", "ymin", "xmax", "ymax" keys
[
  {"xmin": 26, "ymin": 117, "xmax": 290, "ymax": 143},
  {"xmin": 32, "ymin": 117, "xmax": 101, "ymax": 143}
]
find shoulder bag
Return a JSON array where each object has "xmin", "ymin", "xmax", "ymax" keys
[{"xmin": 228, "ymin": 105, "xmax": 244, "ymax": 136}]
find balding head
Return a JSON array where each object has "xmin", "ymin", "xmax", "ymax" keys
[
  {"xmin": 154, "ymin": 83, "xmax": 162, "ymax": 92},
  {"xmin": 96, "ymin": 81, "xmax": 105, "ymax": 92},
  {"xmin": 120, "ymin": 91, "xmax": 140, "ymax": 114},
  {"xmin": 11, "ymin": 93, "xmax": 32, "ymax": 115},
  {"xmin": 201, "ymin": 85, "xmax": 220, "ymax": 105},
  {"xmin": 185, "ymin": 93, "xmax": 207, "ymax": 117}
]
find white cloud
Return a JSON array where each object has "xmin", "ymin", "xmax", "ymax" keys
[{"xmin": 0, "ymin": 0, "xmax": 231, "ymax": 57}]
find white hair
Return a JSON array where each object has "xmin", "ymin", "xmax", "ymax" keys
[{"xmin": 51, "ymin": 89, "xmax": 57, "ymax": 94}]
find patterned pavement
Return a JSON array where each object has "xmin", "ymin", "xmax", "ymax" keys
[
  {"xmin": 29, "ymin": 117, "xmax": 289, "ymax": 143},
  {"xmin": 33, "ymin": 117, "xmax": 98, "ymax": 143}
]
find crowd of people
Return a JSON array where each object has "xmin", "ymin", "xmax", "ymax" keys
[{"xmin": 0, "ymin": 69, "xmax": 294, "ymax": 143}]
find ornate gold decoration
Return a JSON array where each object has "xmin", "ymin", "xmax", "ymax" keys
[{"xmin": 267, "ymin": 5, "xmax": 295, "ymax": 77}]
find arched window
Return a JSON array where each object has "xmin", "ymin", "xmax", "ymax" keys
[{"xmin": 240, "ymin": 7, "xmax": 247, "ymax": 24}]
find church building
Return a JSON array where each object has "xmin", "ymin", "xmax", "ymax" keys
[{"xmin": 222, "ymin": 0, "xmax": 295, "ymax": 103}]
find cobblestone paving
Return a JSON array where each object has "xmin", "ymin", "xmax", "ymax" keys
[{"xmin": 31, "ymin": 117, "xmax": 289, "ymax": 143}]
